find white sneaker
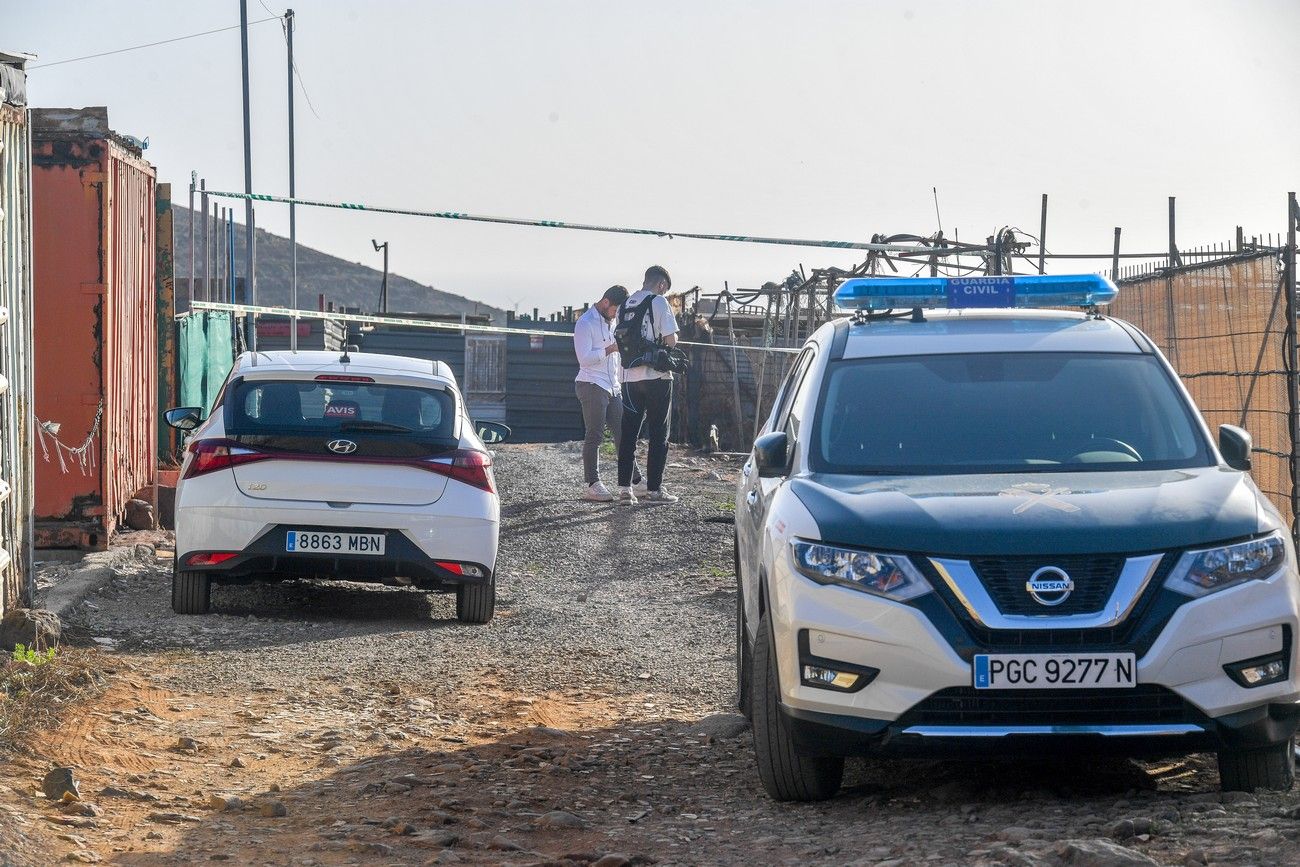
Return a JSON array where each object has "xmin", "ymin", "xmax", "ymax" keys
[
  {"xmin": 642, "ymin": 488, "xmax": 679, "ymax": 504},
  {"xmin": 633, "ymin": 480, "xmax": 649, "ymax": 496},
  {"xmin": 584, "ymin": 482, "xmax": 614, "ymax": 502},
  {"xmin": 617, "ymin": 487, "xmax": 638, "ymax": 505}
]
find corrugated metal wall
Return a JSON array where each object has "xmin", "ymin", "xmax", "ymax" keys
[
  {"xmin": 504, "ymin": 330, "xmax": 584, "ymax": 441},
  {"xmin": 0, "ymin": 92, "xmax": 35, "ymax": 610},
  {"xmin": 32, "ymin": 109, "xmax": 156, "ymax": 548}
]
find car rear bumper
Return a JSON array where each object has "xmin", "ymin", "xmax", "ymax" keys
[{"xmin": 180, "ymin": 523, "xmax": 491, "ymax": 590}]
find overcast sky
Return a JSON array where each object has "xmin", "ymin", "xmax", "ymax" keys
[{"xmin": 9, "ymin": 0, "xmax": 1300, "ymax": 313}]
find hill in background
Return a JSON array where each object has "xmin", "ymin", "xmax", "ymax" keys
[{"xmin": 171, "ymin": 205, "xmax": 504, "ymax": 321}]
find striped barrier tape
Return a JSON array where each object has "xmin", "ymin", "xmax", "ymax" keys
[{"xmin": 186, "ymin": 301, "xmax": 801, "ymax": 354}]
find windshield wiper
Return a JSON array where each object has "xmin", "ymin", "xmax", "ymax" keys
[{"xmin": 339, "ymin": 420, "xmax": 414, "ymax": 433}]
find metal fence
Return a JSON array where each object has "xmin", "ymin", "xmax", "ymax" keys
[{"xmin": 1109, "ymin": 251, "xmax": 1296, "ymax": 528}]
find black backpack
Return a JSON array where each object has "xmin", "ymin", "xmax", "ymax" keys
[{"xmin": 614, "ymin": 296, "xmax": 658, "ymax": 369}]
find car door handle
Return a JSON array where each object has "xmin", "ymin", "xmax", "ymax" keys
[{"xmin": 746, "ymin": 490, "xmax": 759, "ymax": 507}]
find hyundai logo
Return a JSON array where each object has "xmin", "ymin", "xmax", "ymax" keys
[
  {"xmin": 326, "ymin": 439, "xmax": 358, "ymax": 455},
  {"xmin": 1026, "ymin": 566, "xmax": 1074, "ymax": 607}
]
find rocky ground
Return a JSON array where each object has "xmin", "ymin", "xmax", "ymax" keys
[{"xmin": 3, "ymin": 443, "xmax": 1300, "ymax": 866}]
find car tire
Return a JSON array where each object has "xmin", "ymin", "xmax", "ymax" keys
[
  {"xmin": 752, "ymin": 613, "xmax": 844, "ymax": 801},
  {"xmin": 736, "ymin": 538, "xmax": 753, "ymax": 720},
  {"xmin": 1217, "ymin": 735, "xmax": 1296, "ymax": 792},
  {"xmin": 455, "ymin": 576, "xmax": 495, "ymax": 624},
  {"xmin": 172, "ymin": 566, "xmax": 211, "ymax": 615}
]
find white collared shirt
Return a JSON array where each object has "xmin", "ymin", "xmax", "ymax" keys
[{"xmin": 573, "ymin": 305, "xmax": 621, "ymax": 395}]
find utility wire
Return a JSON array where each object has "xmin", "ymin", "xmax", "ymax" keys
[
  {"xmin": 30, "ymin": 16, "xmax": 280, "ymax": 69},
  {"xmin": 259, "ymin": 1, "xmax": 322, "ymax": 119}
]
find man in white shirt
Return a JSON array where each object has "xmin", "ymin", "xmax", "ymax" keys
[
  {"xmin": 615, "ymin": 265, "xmax": 680, "ymax": 504},
  {"xmin": 574, "ymin": 285, "xmax": 641, "ymax": 501}
]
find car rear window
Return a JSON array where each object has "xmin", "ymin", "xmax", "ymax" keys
[
  {"xmin": 228, "ymin": 379, "xmax": 457, "ymax": 440},
  {"xmin": 812, "ymin": 352, "xmax": 1212, "ymax": 475}
]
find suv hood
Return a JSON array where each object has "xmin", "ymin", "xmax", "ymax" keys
[{"xmin": 790, "ymin": 467, "xmax": 1268, "ymax": 556}]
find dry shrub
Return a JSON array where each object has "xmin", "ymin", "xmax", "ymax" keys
[{"xmin": 0, "ymin": 647, "xmax": 107, "ymax": 751}]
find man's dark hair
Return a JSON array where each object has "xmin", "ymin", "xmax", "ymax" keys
[
  {"xmin": 644, "ymin": 265, "xmax": 671, "ymax": 290},
  {"xmin": 602, "ymin": 285, "xmax": 629, "ymax": 305}
]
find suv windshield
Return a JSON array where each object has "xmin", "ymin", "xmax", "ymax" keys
[
  {"xmin": 228, "ymin": 379, "xmax": 457, "ymax": 442},
  {"xmin": 812, "ymin": 352, "xmax": 1212, "ymax": 475}
]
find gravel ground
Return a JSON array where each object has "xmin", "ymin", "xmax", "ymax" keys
[{"xmin": 3, "ymin": 442, "xmax": 1300, "ymax": 866}]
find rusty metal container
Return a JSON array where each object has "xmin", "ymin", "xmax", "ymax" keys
[
  {"xmin": 32, "ymin": 107, "xmax": 156, "ymax": 549},
  {"xmin": 0, "ymin": 51, "xmax": 36, "ymax": 610}
]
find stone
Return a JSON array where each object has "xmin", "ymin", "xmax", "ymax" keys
[
  {"xmin": 123, "ymin": 498, "xmax": 155, "ymax": 530},
  {"xmin": 146, "ymin": 811, "xmax": 202, "ymax": 824},
  {"xmin": 487, "ymin": 836, "xmax": 524, "ymax": 851},
  {"xmin": 592, "ymin": 856, "xmax": 632, "ymax": 867},
  {"xmin": 60, "ymin": 801, "xmax": 100, "ymax": 817},
  {"xmin": 535, "ymin": 810, "xmax": 587, "ymax": 830},
  {"xmin": 42, "ymin": 767, "xmax": 80, "ymax": 801},
  {"xmin": 1, "ymin": 608, "xmax": 61, "ymax": 652},
  {"xmin": 1058, "ymin": 839, "xmax": 1158, "ymax": 866},
  {"xmin": 685, "ymin": 713, "xmax": 749, "ymax": 740},
  {"xmin": 229, "ymin": 757, "xmax": 248, "ymax": 769},
  {"xmin": 171, "ymin": 737, "xmax": 200, "ymax": 754},
  {"xmin": 207, "ymin": 794, "xmax": 244, "ymax": 812},
  {"xmin": 260, "ymin": 800, "xmax": 288, "ymax": 818}
]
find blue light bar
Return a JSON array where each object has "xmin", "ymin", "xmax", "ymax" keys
[{"xmin": 834, "ymin": 274, "xmax": 1118, "ymax": 311}]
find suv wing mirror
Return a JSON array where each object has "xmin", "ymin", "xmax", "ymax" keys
[
  {"xmin": 1219, "ymin": 424, "xmax": 1252, "ymax": 472},
  {"xmin": 753, "ymin": 431, "xmax": 789, "ymax": 478},
  {"xmin": 165, "ymin": 406, "xmax": 204, "ymax": 431},
  {"xmin": 475, "ymin": 420, "xmax": 511, "ymax": 445}
]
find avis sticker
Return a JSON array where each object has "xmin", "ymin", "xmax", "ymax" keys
[{"xmin": 324, "ymin": 401, "xmax": 360, "ymax": 419}]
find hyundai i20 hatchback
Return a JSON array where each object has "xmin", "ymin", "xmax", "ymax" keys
[
  {"xmin": 735, "ymin": 275, "xmax": 1300, "ymax": 801},
  {"xmin": 166, "ymin": 350, "xmax": 509, "ymax": 623}
]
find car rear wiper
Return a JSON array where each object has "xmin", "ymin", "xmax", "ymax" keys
[{"xmin": 338, "ymin": 420, "xmax": 414, "ymax": 433}]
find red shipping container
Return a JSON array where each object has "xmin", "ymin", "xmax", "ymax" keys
[{"xmin": 32, "ymin": 107, "xmax": 156, "ymax": 549}]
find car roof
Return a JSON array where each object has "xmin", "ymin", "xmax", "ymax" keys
[
  {"xmin": 232, "ymin": 350, "xmax": 457, "ymax": 384},
  {"xmin": 836, "ymin": 309, "xmax": 1145, "ymax": 359}
]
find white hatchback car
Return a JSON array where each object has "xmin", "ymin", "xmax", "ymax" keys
[{"xmin": 165, "ymin": 349, "xmax": 509, "ymax": 623}]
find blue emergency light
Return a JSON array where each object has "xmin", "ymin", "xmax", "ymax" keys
[{"xmin": 833, "ymin": 274, "xmax": 1118, "ymax": 312}]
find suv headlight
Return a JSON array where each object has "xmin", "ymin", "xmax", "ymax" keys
[
  {"xmin": 1163, "ymin": 532, "xmax": 1289, "ymax": 598},
  {"xmin": 790, "ymin": 540, "xmax": 931, "ymax": 601}
]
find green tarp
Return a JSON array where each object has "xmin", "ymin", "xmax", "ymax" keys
[{"xmin": 178, "ymin": 311, "xmax": 235, "ymax": 412}]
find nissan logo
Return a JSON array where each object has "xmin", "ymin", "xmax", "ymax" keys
[
  {"xmin": 1026, "ymin": 566, "xmax": 1074, "ymax": 607},
  {"xmin": 326, "ymin": 439, "xmax": 358, "ymax": 455}
]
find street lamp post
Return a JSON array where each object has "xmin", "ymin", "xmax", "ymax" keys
[{"xmin": 372, "ymin": 239, "xmax": 389, "ymax": 313}]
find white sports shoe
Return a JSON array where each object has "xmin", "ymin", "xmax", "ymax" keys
[
  {"xmin": 633, "ymin": 480, "xmax": 649, "ymax": 496},
  {"xmin": 584, "ymin": 482, "xmax": 614, "ymax": 502},
  {"xmin": 617, "ymin": 487, "xmax": 638, "ymax": 505},
  {"xmin": 642, "ymin": 488, "xmax": 679, "ymax": 504}
]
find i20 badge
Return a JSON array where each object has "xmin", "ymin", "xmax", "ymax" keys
[
  {"xmin": 327, "ymin": 439, "xmax": 358, "ymax": 455},
  {"xmin": 1026, "ymin": 566, "xmax": 1074, "ymax": 607}
]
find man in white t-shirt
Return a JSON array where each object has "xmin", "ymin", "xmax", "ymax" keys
[
  {"xmin": 573, "ymin": 285, "xmax": 642, "ymax": 501},
  {"xmin": 615, "ymin": 265, "xmax": 680, "ymax": 504}
]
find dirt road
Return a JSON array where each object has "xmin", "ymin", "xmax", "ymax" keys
[{"xmin": 5, "ymin": 443, "xmax": 1300, "ymax": 866}]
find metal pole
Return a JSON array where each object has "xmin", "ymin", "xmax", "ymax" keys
[
  {"xmin": 1286, "ymin": 191, "xmax": 1299, "ymax": 536},
  {"xmin": 1112, "ymin": 227, "xmax": 1122, "ymax": 281},
  {"xmin": 188, "ymin": 172, "xmax": 196, "ymax": 310},
  {"xmin": 228, "ymin": 210, "xmax": 235, "ymax": 303},
  {"xmin": 373, "ymin": 240, "xmax": 389, "ymax": 313},
  {"xmin": 1038, "ymin": 193, "xmax": 1048, "ymax": 274},
  {"xmin": 286, "ymin": 8, "xmax": 298, "ymax": 351},
  {"xmin": 1168, "ymin": 196, "xmax": 1180, "ymax": 267},
  {"xmin": 240, "ymin": 0, "xmax": 257, "ymax": 349},
  {"xmin": 200, "ymin": 179, "xmax": 210, "ymax": 304}
]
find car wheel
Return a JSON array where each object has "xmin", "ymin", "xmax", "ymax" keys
[
  {"xmin": 1217, "ymin": 734, "xmax": 1296, "ymax": 792},
  {"xmin": 736, "ymin": 537, "xmax": 753, "ymax": 720},
  {"xmin": 172, "ymin": 565, "xmax": 211, "ymax": 615},
  {"xmin": 456, "ymin": 576, "xmax": 495, "ymax": 624},
  {"xmin": 752, "ymin": 612, "xmax": 844, "ymax": 801}
]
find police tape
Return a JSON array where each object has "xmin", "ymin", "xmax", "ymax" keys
[
  {"xmin": 200, "ymin": 188, "xmax": 959, "ymax": 256},
  {"xmin": 186, "ymin": 301, "xmax": 801, "ymax": 354}
]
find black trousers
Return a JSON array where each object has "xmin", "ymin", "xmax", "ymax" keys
[{"xmin": 618, "ymin": 378, "xmax": 672, "ymax": 489}]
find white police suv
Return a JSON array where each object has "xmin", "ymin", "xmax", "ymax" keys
[
  {"xmin": 734, "ymin": 274, "xmax": 1300, "ymax": 801},
  {"xmin": 165, "ymin": 350, "xmax": 509, "ymax": 623}
]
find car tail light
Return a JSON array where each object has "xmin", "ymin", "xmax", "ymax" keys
[
  {"xmin": 183, "ymin": 438, "xmax": 272, "ymax": 479},
  {"xmin": 435, "ymin": 561, "xmax": 487, "ymax": 577},
  {"xmin": 315, "ymin": 374, "xmax": 375, "ymax": 382},
  {"xmin": 185, "ymin": 552, "xmax": 239, "ymax": 567},
  {"xmin": 423, "ymin": 449, "xmax": 495, "ymax": 493}
]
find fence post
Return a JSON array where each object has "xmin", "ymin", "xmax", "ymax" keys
[{"xmin": 1286, "ymin": 192, "xmax": 1299, "ymax": 537}]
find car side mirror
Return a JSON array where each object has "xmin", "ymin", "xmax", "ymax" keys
[
  {"xmin": 1219, "ymin": 424, "xmax": 1252, "ymax": 472},
  {"xmin": 753, "ymin": 431, "xmax": 789, "ymax": 478},
  {"xmin": 475, "ymin": 420, "xmax": 511, "ymax": 445},
  {"xmin": 165, "ymin": 406, "xmax": 204, "ymax": 431}
]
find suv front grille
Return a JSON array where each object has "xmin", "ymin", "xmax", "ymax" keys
[
  {"xmin": 897, "ymin": 685, "xmax": 1202, "ymax": 727},
  {"xmin": 971, "ymin": 554, "xmax": 1124, "ymax": 615}
]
